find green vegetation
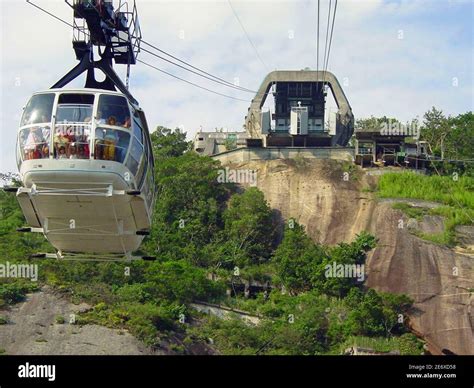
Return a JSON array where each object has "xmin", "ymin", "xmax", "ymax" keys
[
  {"xmin": 0, "ymin": 126, "xmax": 425, "ymax": 355},
  {"xmin": 339, "ymin": 333, "xmax": 424, "ymax": 355},
  {"xmin": 378, "ymin": 172, "xmax": 473, "ymax": 209},
  {"xmin": 190, "ymin": 287, "xmax": 414, "ymax": 355},
  {"xmin": 391, "ymin": 203, "xmax": 428, "ymax": 220},
  {"xmin": 341, "ymin": 160, "xmax": 360, "ymax": 181},
  {"xmin": 413, "ymin": 231, "xmax": 453, "ymax": 246},
  {"xmin": 223, "ymin": 137, "xmax": 237, "ymax": 151},
  {"xmin": 36, "ymin": 259, "xmax": 225, "ymax": 345},
  {"xmin": 380, "ymin": 172, "xmax": 473, "ymax": 246},
  {"xmin": 150, "ymin": 126, "xmax": 191, "ymax": 159},
  {"xmin": 420, "ymin": 108, "xmax": 474, "ymax": 165},
  {"xmin": 273, "ymin": 224, "xmax": 376, "ymax": 296},
  {"xmin": 217, "ymin": 187, "xmax": 276, "ymax": 268},
  {"xmin": 0, "ymin": 281, "xmax": 39, "ymax": 307}
]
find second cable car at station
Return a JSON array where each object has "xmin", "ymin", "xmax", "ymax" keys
[{"xmin": 9, "ymin": 0, "xmax": 156, "ymax": 261}]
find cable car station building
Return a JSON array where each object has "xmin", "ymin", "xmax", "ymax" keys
[
  {"xmin": 194, "ymin": 69, "xmax": 354, "ymax": 157},
  {"xmin": 245, "ymin": 70, "xmax": 354, "ymax": 147},
  {"xmin": 354, "ymin": 125, "xmax": 430, "ymax": 168}
]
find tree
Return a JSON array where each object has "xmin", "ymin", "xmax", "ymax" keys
[
  {"xmin": 344, "ymin": 288, "xmax": 385, "ymax": 336},
  {"xmin": 273, "ymin": 222, "xmax": 327, "ymax": 293},
  {"xmin": 143, "ymin": 260, "xmax": 225, "ymax": 303},
  {"xmin": 379, "ymin": 292, "xmax": 413, "ymax": 335},
  {"xmin": 420, "ymin": 107, "xmax": 450, "ymax": 158},
  {"xmin": 343, "ymin": 288, "xmax": 412, "ymax": 337},
  {"xmin": 0, "ymin": 172, "xmax": 21, "ymax": 187},
  {"xmin": 274, "ymin": 228, "xmax": 376, "ymax": 296},
  {"xmin": 144, "ymin": 151, "xmax": 231, "ymax": 265},
  {"xmin": 150, "ymin": 126, "xmax": 190, "ymax": 159},
  {"xmin": 144, "ymin": 128, "xmax": 233, "ymax": 265},
  {"xmin": 447, "ymin": 112, "xmax": 474, "ymax": 160},
  {"xmin": 216, "ymin": 187, "xmax": 276, "ymax": 268},
  {"xmin": 268, "ymin": 292, "xmax": 330, "ymax": 355}
]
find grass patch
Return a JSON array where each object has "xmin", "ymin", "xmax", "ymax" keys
[
  {"xmin": 392, "ymin": 202, "xmax": 472, "ymax": 246},
  {"xmin": 378, "ymin": 172, "xmax": 474, "ymax": 209},
  {"xmin": 381, "ymin": 173, "xmax": 473, "ymax": 246},
  {"xmin": 341, "ymin": 161, "xmax": 360, "ymax": 181},
  {"xmin": 412, "ymin": 230, "xmax": 454, "ymax": 246},
  {"xmin": 391, "ymin": 203, "xmax": 428, "ymax": 220},
  {"xmin": 340, "ymin": 334, "xmax": 424, "ymax": 355},
  {"xmin": 431, "ymin": 206, "xmax": 474, "ymax": 230}
]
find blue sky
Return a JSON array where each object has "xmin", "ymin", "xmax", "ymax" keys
[{"xmin": 1, "ymin": 0, "xmax": 473, "ymax": 173}]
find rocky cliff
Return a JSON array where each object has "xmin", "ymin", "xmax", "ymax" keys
[{"xmin": 230, "ymin": 158, "xmax": 473, "ymax": 355}]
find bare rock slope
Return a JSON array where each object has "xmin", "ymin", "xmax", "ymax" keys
[{"xmin": 0, "ymin": 286, "xmax": 157, "ymax": 355}]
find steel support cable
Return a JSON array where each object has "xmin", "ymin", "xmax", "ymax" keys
[
  {"xmin": 323, "ymin": 0, "xmax": 338, "ymax": 81},
  {"xmin": 321, "ymin": 0, "xmax": 332, "ymax": 90},
  {"xmin": 227, "ymin": 0, "xmax": 269, "ymax": 72},
  {"xmin": 26, "ymin": 1, "xmax": 253, "ymax": 102},
  {"xmin": 141, "ymin": 39, "xmax": 258, "ymax": 93},
  {"xmin": 138, "ymin": 59, "xmax": 250, "ymax": 102},
  {"xmin": 317, "ymin": 0, "xmax": 320, "ymax": 75}
]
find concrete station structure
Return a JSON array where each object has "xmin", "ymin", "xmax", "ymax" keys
[{"xmin": 194, "ymin": 69, "xmax": 426, "ymax": 167}]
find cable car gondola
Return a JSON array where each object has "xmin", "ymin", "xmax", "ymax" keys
[{"xmin": 10, "ymin": 0, "xmax": 155, "ymax": 261}]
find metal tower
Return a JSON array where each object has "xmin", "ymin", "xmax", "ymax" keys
[{"xmin": 52, "ymin": 0, "xmax": 142, "ymax": 105}]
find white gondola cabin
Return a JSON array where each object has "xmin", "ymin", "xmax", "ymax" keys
[{"xmin": 15, "ymin": 88, "xmax": 155, "ymax": 259}]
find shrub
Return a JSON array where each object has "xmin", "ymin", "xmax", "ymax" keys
[{"xmin": 0, "ymin": 281, "xmax": 38, "ymax": 305}]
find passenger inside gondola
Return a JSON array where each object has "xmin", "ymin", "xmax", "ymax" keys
[
  {"xmin": 24, "ymin": 127, "xmax": 44, "ymax": 160},
  {"xmin": 96, "ymin": 112, "xmax": 106, "ymax": 125},
  {"xmin": 42, "ymin": 144, "xmax": 49, "ymax": 158},
  {"xmin": 69, "ymin": 143, "xmax": 78, "ymax": 159},
  {"xmin": 107, "ymin": 116, "xmax": 117, "ymax": 126},
  {"xmin": 75, "ymin": 125, "xmax": 90, "ymax": 159},
  {"xmin": 78, "ymin": 145, "xmax": 86, "ymax": 158},
  {"xmin": 103, "ymin": 128, "xmax": 118, "ymax": 160},
  {"xmin": 94, "ymin": 128, "xmax": 106, "ymax": 159},
  {"xmin": 97, "ymin": 94, "xmax": 131, "ymax": 129},
  {"xmin": 58, "ymin": 146, "xmax": 67, "ymax": 159},
  {"xmin": 54, "ymin": 127, "xmax": 70, "ymax": 158}
]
